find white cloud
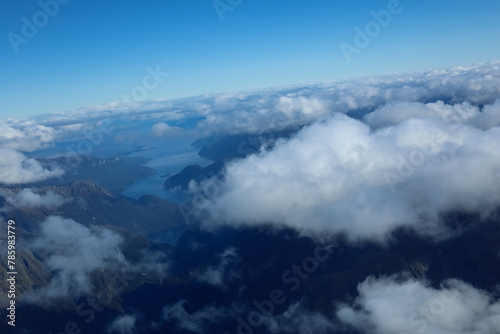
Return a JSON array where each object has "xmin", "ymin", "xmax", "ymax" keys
[
  {"xmin": 23, "ymin": 216, "xmax": 169, "ymax": 305},
  {"xmin": 365, "ymin": 100, "xmax": 479, "ymax": 128},
  {"xmin": 193, "ymin": 102, "xmax": 500, "ymax": 241},
  {"xmin": 162, "ymin": 300, "xmax": 232, "ymax": 333},
  {"xmin": 0, "ymin": 148, "xmax": 64, "ymax": 185},
  {"xmin": 28, "ymin": 216, "xmax": 128, "ymax": 301},
  {"xmin": 196, "ymin": 247, "xmax": 241, "ymax": 290},
  {"xmin": 190, "ymin": 61, "xmax": 500, "ymax": 137},
  {"xmin": 365, "ymin": 99, "xmax": 500, "ymax": 130},
  {"xmin": 25, "ymin": 61, "xmax": 499, "ymax": 143},
  {"xmin": 151, "ymin": 122, "xmax": 181, "ymax": 138},
  {"xmin": 337, "ymin": 276, "xmax": 500, "ymax": 334},
  {"xmin": 471, "ymin": 99, "xmax": 500, "ymax": 130},
  {"xmin": 1, "ymin": 188, "xmax": 68, "ymax": 210},
  {"xmin": 0, "ymin": 121, "xmax": 58, "ymax": 152},
  {"xmin": 108, "ymin": 314, "xmax": 137, "ymax": 334},
  {"xmin": 57, "ymin": 122, "xmax": 84, "ymax": 132}
]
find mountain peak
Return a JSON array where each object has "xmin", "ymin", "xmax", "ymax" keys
[{"xmin": 68, "ymin": 180, "xmax": 112, "ymax": 197}]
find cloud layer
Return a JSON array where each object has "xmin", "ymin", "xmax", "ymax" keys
[
  {"xmin": 4, "ymin": 61, "xmax": 500, "ymax": 155},
  {"xmin": 190, "ymin": 61, "xmax": 500, "ymax": 136},
  {"xmin": 194, "ymin": 99, "xmax": 500, "ymax": 241},
  {"xmin": 365, "ymin": 100, "xmax": 500, "ymax": 130}
]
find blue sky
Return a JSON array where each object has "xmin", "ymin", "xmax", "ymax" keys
[{"xmin": 1, "ymin": 0, "xmax": 499, "ymax": 118}]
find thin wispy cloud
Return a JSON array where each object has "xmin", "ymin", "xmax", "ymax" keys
[
  {"xmin": 108, "ymin": 314, "xmax": 137, "ymax": 334},
  {"xmin": 195, "ymin": 247, "xmax": 242, "ymax": 290}
]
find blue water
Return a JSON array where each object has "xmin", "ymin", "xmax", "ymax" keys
[
  {"xmin": 31, "ymin": 115, "xmax": 214, "ymax": 203},
  {"xmin": 122, "ymin": 139, "xmax": 212, "ymax": 204}
]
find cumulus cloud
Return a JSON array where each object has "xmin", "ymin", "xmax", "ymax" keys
[
  {"xmin": 194, "ymin": 94, "xmax": 331, "ymax": 137},
  {"xmin": 108, "ymin": 314, "xmax": 137, "ymax": 334},
  {"xmin": 28, "ymin": 216, "xmax": 128, "ymax": 301},
  {"xmin": 151, "ymin": 122, "xmax": 182, "ymax": 138},
  {"xmin": 193, "ymin": 101, "xmax": 500, "ymax": 241},
  {"xmin": 196, "ymin": 247, "xmax": 241, "ymax": 290},
  {"xmin": 0, "ymin": 121, "xmax": 58, "ymax": 152},
  {"xmin": 1, "ymin": 188, "xmax": 68, "ymax": 210},
  {"xmin": 0, "ymin": 148, "xmax": 64, "ymax": 185},
  {"xmin": 337, "ymin": 276, "xmax": 500, "ymax": 334},
  {"xmin": 470, "ymin": 99, "xmax": 500, "ymax": 130}
]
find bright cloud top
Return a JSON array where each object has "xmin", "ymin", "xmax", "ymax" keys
[
  {"xmin": 151, "ymin": 122, "xmax": 182, "ymax": 138},
  {"xmin": 337, "ymin": 276, "xmax": 500, "ymax": 334},
  {"xmin": 365, "ymin": 100, "xmax": 500, "ymax": 130},
  {"xmin": 194, "ymin": 100, "xmax": 500, "ymax": 241},
  {"xmin": 2, "ymin": 188, "xmax": 68, "ymax": 210},
  {"xmin": 108, "ymin": 314, "xmax": 137, "ymax": 334},
  {"xmin": 0, "ymin": 148, "xmax": 64, "ymax": 185},
  {"xmin": 0, "ymin": 121, "xmax": 58, "ymax": 152},
  {"xmin": 191, "ymin": 61, "xmax": 500, "ymax": 136}
]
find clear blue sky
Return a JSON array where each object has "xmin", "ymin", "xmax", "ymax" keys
[{"xmin": 1, "ymin": 0, "xmax": 499, "ymax": 117}]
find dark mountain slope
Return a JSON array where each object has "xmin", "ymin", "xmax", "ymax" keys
[{"xmin": 0, "ymin": 180, "xmax": 186, "ymax": 236}]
